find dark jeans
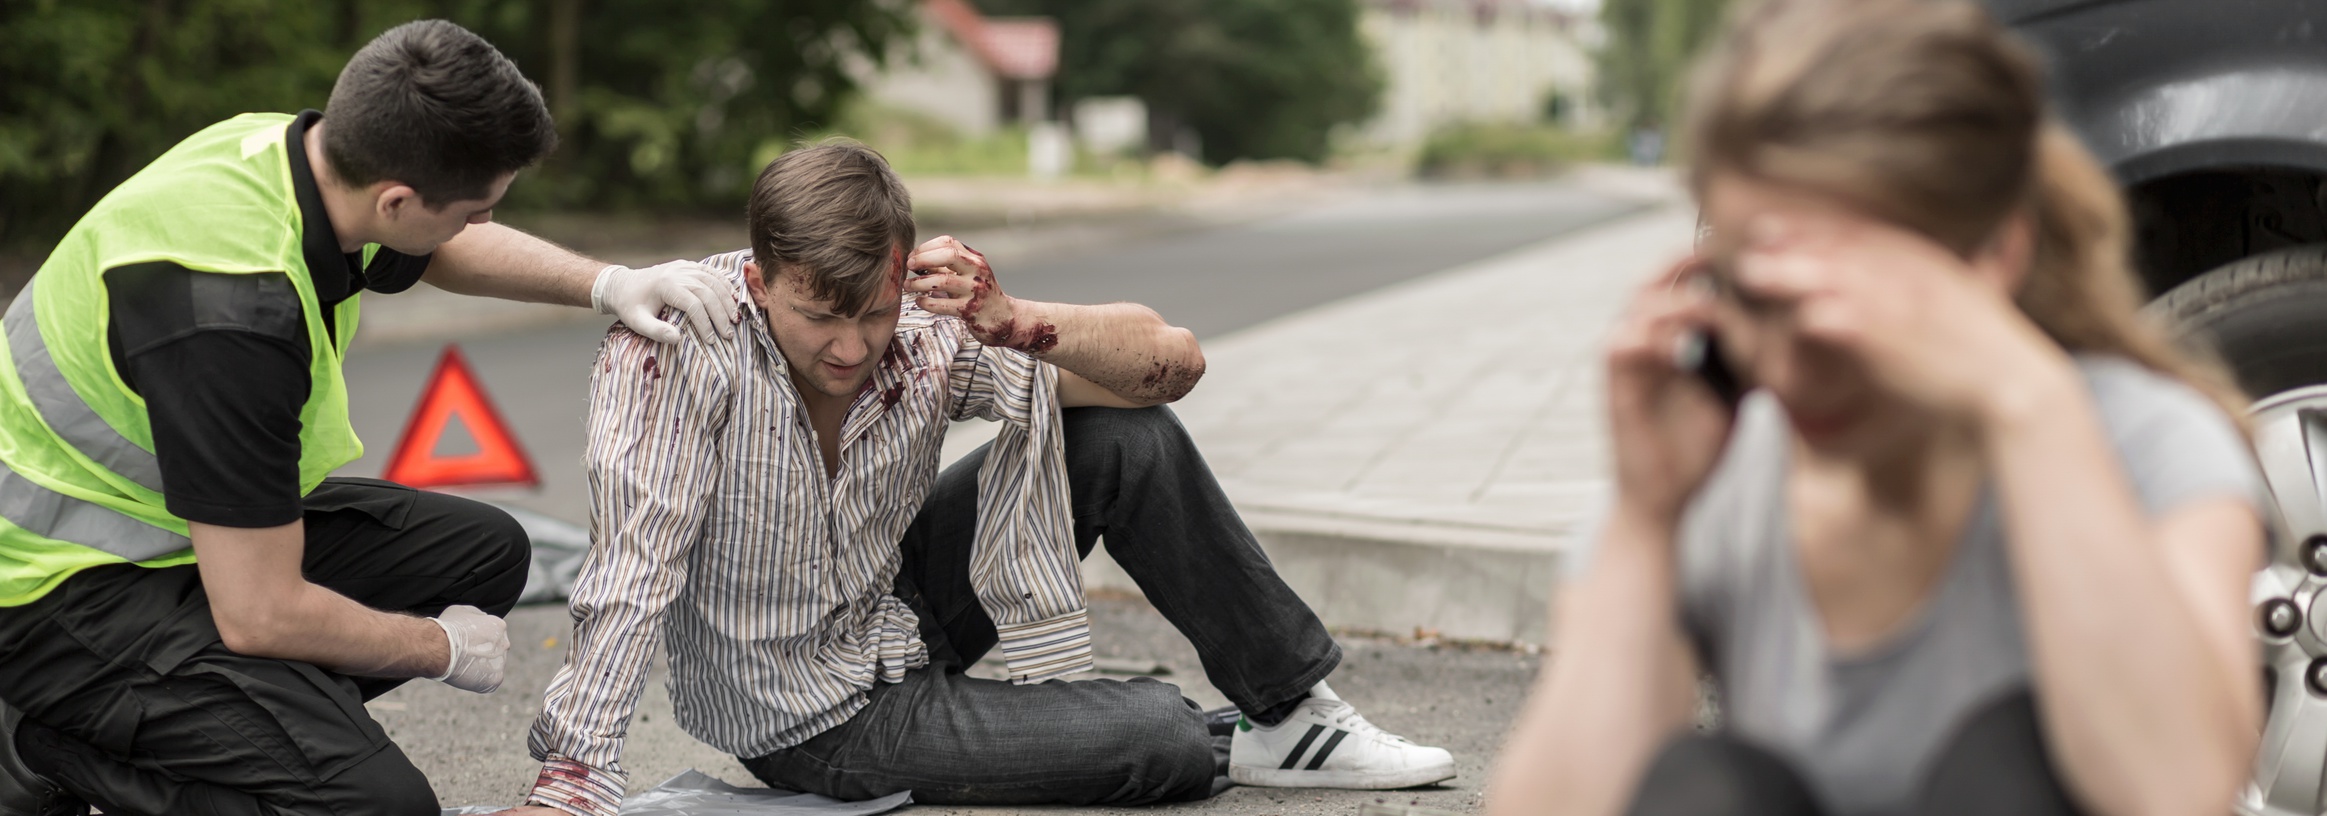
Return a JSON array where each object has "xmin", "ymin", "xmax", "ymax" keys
[
  {"xmin": 741, "ymin": 406, "xmax": 1342, "ymax": 806},
  {"xmin": 1628, "ymin": 689, "xmax": 2086, "ymax": 816},
  {"xmin": 0, "ymin": 478, "xmax": 530, "ymax": 816}
]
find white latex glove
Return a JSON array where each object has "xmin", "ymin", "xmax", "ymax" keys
[
  {"xmin": 591, "ymin": 261, "xmax": 738, "ymax": 344},
  {"xmin": 430, "ymin": 604, "xmax": 511, "ymax": 694}
]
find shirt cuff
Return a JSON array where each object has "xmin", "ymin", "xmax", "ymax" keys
[
  {"xmin": 527, "ymin": 758, "xmax": 625, "ymax": 816},
  {"xmin": 995, "ymin": 608, "xmax": 1095, "ymax": 683}
]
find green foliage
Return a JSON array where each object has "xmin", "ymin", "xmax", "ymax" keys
[
  {"xmin": 482, "ymin": 0, "xmax": 914, "ymax": 211},
  {"xmin": 0, "ymin": 0, "xmax": 344, "ymax": 248},
  {"xmin": 0, "ymin": 0, "xmax": 912, "ymax": 250},
  {"xmin": 1414, "ymin": 122, "xmax": 1619, "ymax": 180},
  {"xmin": 1597, "ymin": 0, "xmax": 1731, "ymax": 133},
  {"xmin": 978, "ymin": 0, "xmax": 1381, "ymax": 166}
]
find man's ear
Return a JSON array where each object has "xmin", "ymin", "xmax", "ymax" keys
[
  {"xmin": 1970, "ymin": 211, "xmax": 2036, "ymax": 296},
  {"xmin": 373, "ymin": 182, "xmax": 423, "ymax": 222},
  {"xmin": 743, "ymin": 260, "xmax": 774, "ymax": 310}
]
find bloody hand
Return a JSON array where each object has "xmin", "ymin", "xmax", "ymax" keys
[{"xmin": 905, "ymin": 235, "xmax": 1058, "ymax": 353}]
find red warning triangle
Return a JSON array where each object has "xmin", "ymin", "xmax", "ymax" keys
[{"xmin": 382, "ymin": 345, "xmax": 540, "ymax": 489}]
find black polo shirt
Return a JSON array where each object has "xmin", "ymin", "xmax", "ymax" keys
[{"xmin": 104, "ymin": 110, "xmax": 430, "ymax": 528}]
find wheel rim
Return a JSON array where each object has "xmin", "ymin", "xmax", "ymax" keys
[{"xmin": 2243, "ymin": 385, "xmax": 2327, "ymax": 815}]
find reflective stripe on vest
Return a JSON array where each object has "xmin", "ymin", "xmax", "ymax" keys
[
  {"xmin": 5, "ymin": 280, "xmax": 167, "ymax": 494},
  {"xmin": 0, "ymin": 455, "xmax": 188, "ymax": 562}
]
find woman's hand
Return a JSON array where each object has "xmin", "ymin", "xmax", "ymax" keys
[
  {"xmin": 1604, "ymin": 259, "xmax": 1737, "ymax": 526},
  {"xmin": 1733, "ymin": 214, "xmax": 2073, "ymax": 428}
]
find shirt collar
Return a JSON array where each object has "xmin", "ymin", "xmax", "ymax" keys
[{"xmin": 284, "ymin": 109, "xmax": 364, "ymax": 304}]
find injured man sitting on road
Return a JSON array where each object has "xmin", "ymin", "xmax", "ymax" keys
[{"xmin": 496, "ymin": 142, "xmax": 1454, "ymax": 816}]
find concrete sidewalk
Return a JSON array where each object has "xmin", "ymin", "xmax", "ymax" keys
[{"xmin": 947, "ymin": 167, "xmax": 1694, "ymax": 645}]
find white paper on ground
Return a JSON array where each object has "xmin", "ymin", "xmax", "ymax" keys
[{"xmin": 441, "ymin": 769, "xmax": 914, "ymax": 816}]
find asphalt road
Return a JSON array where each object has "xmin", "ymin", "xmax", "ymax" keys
[{"xmin": 339, "ymin": 179, "xmax": 1634, "ymax": 811}]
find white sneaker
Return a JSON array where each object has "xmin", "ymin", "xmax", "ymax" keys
[{"xmin": 1229, "ymin": 683, "xmax": 1456, "ymax": 789}]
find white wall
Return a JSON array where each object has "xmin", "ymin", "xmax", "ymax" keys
[
  {"xmin": 1360, "ymin": 1, "xmax": 1598, "ymax": 147},
  {"xmin": 854, "ymin": 14, "xmax": 1004, "ymax": 136},
  {"xmin": 1073, "ymin": 96, "xmax": 1147, "ymax": 155}
]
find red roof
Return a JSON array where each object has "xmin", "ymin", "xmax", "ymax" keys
[{"xmin": 926, "ymin": 0, "xmax": 1059, "ymax": 80}]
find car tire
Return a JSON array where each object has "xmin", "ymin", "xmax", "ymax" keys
[
  {"xmin": 2156, "ymin": 245, "xmax": 2327, "ymax": 816},
  {"xmin": 2152, "ymin": 244, "xmax": 2327, "ymax": 398}
]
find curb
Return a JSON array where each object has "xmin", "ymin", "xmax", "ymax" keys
[{"xmin": 1079, "ymin": 530, "xmax": 1564, "ymax": 645}]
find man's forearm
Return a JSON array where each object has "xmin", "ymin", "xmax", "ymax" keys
[
  {"xmin": 1013, "ymin": 300, "xmax": 1204, "ymax": 404},
  {"xmin": 426, "ymin": 221, "xmax": 600, "ymax": 307},
  {"xmin": 267, "ymin": 584, "xmax": 450, "ymax": 678},
  {"xmin": 192, "ymin": 521, "xmax": 449, "ymax": 679}
]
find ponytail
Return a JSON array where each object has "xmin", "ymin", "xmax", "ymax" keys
[{"xmin": 2015, "ymin": 124, "xmax": 2253, "ymax": 428}]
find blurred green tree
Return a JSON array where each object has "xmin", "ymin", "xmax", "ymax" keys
[
  {"xmin": 0, "ymin": 0, "xmax": 344, "ymax": 250},
  {"xmin": 0, "ymin": 0, "xmax": 911, "ymax": 250},
  {"xmin": 1597, "ymin": 0, "xmax": 1730, "ymax": 133},
  {"xmin": 475, "ymin": 0, "xmax": 914, "ymax": 211},
  {"xmin": 976, "ymin": 0, "xmax": 1381, "ymax": 166}
]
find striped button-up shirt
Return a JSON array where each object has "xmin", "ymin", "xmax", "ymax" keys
[{"xmin": 524, "ymin": 250, "xmax": 1091, "ymax": 816}]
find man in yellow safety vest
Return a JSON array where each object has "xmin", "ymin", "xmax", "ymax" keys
[{"xmin": 0, "ymin": 19, "xmax": 736, "ymax": 816}]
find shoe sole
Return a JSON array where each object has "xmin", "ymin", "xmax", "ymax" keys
[{"xmin": 1229, "ymin": 762, "xmax": 1457, "ymax": 790}]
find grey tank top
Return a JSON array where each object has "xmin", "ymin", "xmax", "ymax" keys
[{"xmin": 1670, "ymin": 355, "xmax": 2265, "ymax": 816}]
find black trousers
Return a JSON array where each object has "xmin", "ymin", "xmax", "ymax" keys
[
  {"xmin": 1627, "ymin": 690, "xmax": 2086, "ymax": 816},
  {"xmin": 741, "ymin": 406, "xmax": 1343, "ymax": 806},
  {"xmin": 0, "ymin": 478, "xmax": 530, "ymax": 816}
]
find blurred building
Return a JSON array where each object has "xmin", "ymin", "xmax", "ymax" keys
[
  {"xmin": 1360, "ymin": 0, "xmax": 1600, "ymax": 147},
  {"xmin": 858, "ymin": 0, "xmax": 1060, "ymax": 136},
  {"xmin": 1071, "ymin": 96, "xmax": 1150, "ymax": 157}
]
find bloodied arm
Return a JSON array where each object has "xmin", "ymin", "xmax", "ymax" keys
[{"xmin": 905, "ymin": 235, "xmax": 1204, "ymax": 406}]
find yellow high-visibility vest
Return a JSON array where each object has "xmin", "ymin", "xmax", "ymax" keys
[{"xmin": 0, "ymin": 113, "xmax": 368, "ymax": 605}]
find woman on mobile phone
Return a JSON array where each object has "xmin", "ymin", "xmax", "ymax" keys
[{"xmin": 1486, "ymin": 1, "xmax": 2268, "ymax": 815}]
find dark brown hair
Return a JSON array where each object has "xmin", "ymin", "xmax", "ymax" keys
[
  {"xmin": 1683, "ymin": 0, "xmax": 2248, "ymax": 421},
  {"xmin": 325, "ymin": 20, "xmax": 556, "ymax": 206},
  {"xmin": 747, "ymin": 140, "xmax": 917, "ymax": 316}
]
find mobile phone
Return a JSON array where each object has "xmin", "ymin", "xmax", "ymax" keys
[
  {"xmin": 1675, "ymin": 330, "xmax": 1746, "ymax": 409},
  {"xmin": 1675, "ymin": 253, "xmax": 1748, "ymax": 409}
]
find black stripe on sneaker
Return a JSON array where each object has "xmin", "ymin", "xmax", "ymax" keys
[
  {"xmin": 1304, "ymin": 728, "xmax": 1351, "ymax": 770},
  {"xmin": 1280, "ymin": 724, "xmax": 1327, "ymax": 770}
]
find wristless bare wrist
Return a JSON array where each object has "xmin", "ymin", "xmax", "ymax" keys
[
  {"xmin": 1007, "ymin": 299, "xmax": 1058, "ymax": 354},
  {"xmin": 424, "ymin": 615, "xmax": 456, "ymax": 681},
  {"xmin": 1973, "ymin": 355, "xmax": 2082, "ymax": 442},
  {"xmin": 1608, "ymin": 498, "xmax": 1685, "ymax": 542},
  {"xmin": 976, "ymin": 297, "xmax": 1061, "ymax": 354}
]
